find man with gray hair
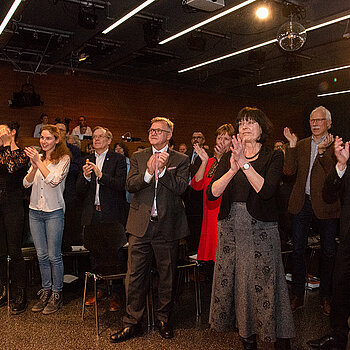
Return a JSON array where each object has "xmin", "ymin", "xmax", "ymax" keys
[{"xmin": 283, "ymin": 106, "xmax": 340, "ymax": 315}]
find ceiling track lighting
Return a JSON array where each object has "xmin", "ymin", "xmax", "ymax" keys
[
  {"xmin": 159, "ymin": 0, "xmax": 258, "ymax": 45},
  {"xmin": 102, "ymin": 0, "xmax": 157, "ymax": 35},
  {"xmin": 178, "ymin": 12, "xmax": 350, "ymax": 73},
  {"xmin": 0, "ymin": 0, "xmax": 23, "ymax": 35},
  {"xmin": 317, "ymin": 89, "xmax": 350, "ymax": 98},
  {"xmin": 257, "ymin": 64, "xmax": 350, "ymax": 87}
]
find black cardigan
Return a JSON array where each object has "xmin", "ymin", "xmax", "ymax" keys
[{"xmin": 207, "ymin": 146, "xmax": 283, "ymax": 222}]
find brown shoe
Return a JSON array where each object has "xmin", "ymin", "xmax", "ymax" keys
[
  {"xmin": 85, "ymin": 291, "xmax": 105, "ymax": 306},
  {"xmin": 109, "ymin": 296, "xmax": 120, "ymax": 312},
  {"xmin": 321, "ymin": 297, "xmax": 331, "ymax": 316},
  {"xmin": 290, "ymin": 295, "xmax": 304, "ymax": 312}
]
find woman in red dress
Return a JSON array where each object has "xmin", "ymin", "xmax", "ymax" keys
[{"xmin": 191, "ymin": 124, "xmax": 234, "ymax": 261}]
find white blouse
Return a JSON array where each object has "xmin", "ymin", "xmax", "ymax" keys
[{"xmin": 23, "ymin": 155, "xmax": 70, "ymax": 212}]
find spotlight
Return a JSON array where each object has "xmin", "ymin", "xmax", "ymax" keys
[
  {"xmin": 78, "ymin": 4, "xmax": 98, "ymax": 30},
  {"xmin": 256, "ymin": 6, "xmax": 269, "ymax": 20},
  {"xmin": 78, "ymin": 53, "xmax": 89, "ymax": 61}
]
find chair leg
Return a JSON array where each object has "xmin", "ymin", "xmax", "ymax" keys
[
  {"xmin": 93, "ymin": 274, "xmax": 99, "ymax": 337},
  {"xmin": 81, "ymin": 272, "xmax": 89, "ymax": 320},
  {"xmin": 7, "ymin": 256, "xmax": 10, "ymax": 316}
]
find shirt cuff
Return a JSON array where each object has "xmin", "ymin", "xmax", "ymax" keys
[
  {"xmin": 144, "ymin": 169, "xmax": 154, "ymax": 183},
  {"xmin": 336, "ymin": 164, "xmax": 347, "ymax": 178},
  {"xmin": 44, "ymin": 172, "xmax": 54, "ymax": 184},
  {"xmin": 84, "ymin": 174, "xmax": 91, "ymax": 182}
]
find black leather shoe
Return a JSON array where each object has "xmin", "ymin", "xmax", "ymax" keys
[
  {"xmin": 307, "ymin": 334, "xmax": 347, "ymax": 348},
  {"xmin": 156, "ymin": 320, "xmax": 174, "ymax": 339},
  {"xmin": 11, "ymin": 288, "xmax": 27, "ymax": 315},
  {"xmin": 110, "ymin": 325, "xmax": 140, "ymax": 343},
  {"xmin": 242, "ymin": 335, "xmax": 257, "ymax": 350}
]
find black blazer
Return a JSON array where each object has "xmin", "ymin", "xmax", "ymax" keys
[
  {"xmin": 324, "ymin": 165, "xmax": 350, "ymax": 242},
  {"xmin": 126, "ymin": 147, "xmax": 190, "ymax": 241},
  {"xmin": 76, "ymin": 150, "xmax": 127, "ymax": 225},
  {"xmin": 207, "ymin": 146, "xmax": 283, "ymax": 222}
]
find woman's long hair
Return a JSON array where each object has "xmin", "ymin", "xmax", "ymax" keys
[{"xmin": 41, "ymin": 124, "xmax": 71, "ymax": 164}]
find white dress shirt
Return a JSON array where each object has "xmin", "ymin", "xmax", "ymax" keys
[
  {"xmin": 23, "ymin": 155, "xmax": 70, "ymax": 212},
  {"xmin": 84, "ymin": 149, "xmax": 108, "ymax": 206},
  {"xmin": 144, "ymin": 146, "xmax": 168, "ymax": 217},
  {"xmin": 71, "ymin": 126, "xmax": 92, "ymax": 140}
]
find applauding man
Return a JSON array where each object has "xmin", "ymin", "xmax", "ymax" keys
[
  {"xmin": 283, "ymin": 106, "xmax": 340, "ymax": 315},
  {"xmin": 110, "ymin": 117, "xmax": 190, "ymax": 343}
]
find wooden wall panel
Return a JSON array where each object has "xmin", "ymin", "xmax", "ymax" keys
[{"xmin": 0, "ymin": 63, "xmax": 307, "ymax": 150}]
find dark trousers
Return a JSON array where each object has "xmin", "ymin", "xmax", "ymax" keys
[
  {"xmin": 330, "ymin": 222, "xmax": 350, "ymax": 337},
  {"xmin": 292, "ymin": 196, "xmax": 337, "ymax": 298},
  {"xmin": 83, "ymin": 210, "xmax": 126, "ymax": 275},
  {"xmin": 123, "ymin": 221, "xmax": 179, "ymax": 326},
  {"xmin": 0, "ymin": 195, "xmax": 26, "ymax": 288}
]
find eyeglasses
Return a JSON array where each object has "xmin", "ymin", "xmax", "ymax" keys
[
  {"xmin": 148, "ymin": 128, "xmax": 170, "ymax": 135},
  {"xmin": 309, "ymin": 118, "xmax": 327, "ymax": 124}
]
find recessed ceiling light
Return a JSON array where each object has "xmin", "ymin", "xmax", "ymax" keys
[{"xmin": 0, "ymin": 0, "xmax": 23, "ymax": 36}]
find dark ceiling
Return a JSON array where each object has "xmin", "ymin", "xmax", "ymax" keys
[{"xmin": 1, "ymin": 0, "xmax": 350, "ymax": 102}]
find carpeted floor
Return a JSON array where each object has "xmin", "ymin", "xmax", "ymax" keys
[{"xmin": 0, "ymin": 258, "xmax": 348, "ymax": 350}]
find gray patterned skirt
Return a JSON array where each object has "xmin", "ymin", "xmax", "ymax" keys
[{"xmin": 209, "ymin": 202, "xmax": 295, "ymax": 342}]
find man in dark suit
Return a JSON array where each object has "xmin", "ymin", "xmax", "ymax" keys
[
  {"xmin": 308, "ymin": 136, "xmax": 350, "ymax": 349},
  {"xmin": 76, "ymin": 126, "xmax": 127, "ymax": 311},
  {"xmin": 283, "ymin": 106, "xmax": 340, "ymax": 315},
  {"xmin": 184, "ymin": 131, "xmax": 213, "ymax": 254},
  {"xmin": 110, "ymin": 117, "xmax": 190, "ymax": 343}
]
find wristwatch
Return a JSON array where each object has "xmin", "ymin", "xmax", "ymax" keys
[{"xmin": 242, "ymin": 163, "xmax": 250, "ymax": 170}]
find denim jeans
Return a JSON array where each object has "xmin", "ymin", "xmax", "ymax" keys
[
  {"xmin": 29, "ymin": 209, "xmax": 64, "ymax": 292},
  {"xmin": 292, "ymin": 197, "xmax": 337, "ymax": 298}
]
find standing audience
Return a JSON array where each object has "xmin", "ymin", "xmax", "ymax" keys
[
  {"xmin": 191, "ymin": 123, "xmax": 234, "ymax": 261},
  {"xmin": 284, "ymin": 106, "xmax": 340, "ymax": 315},
  {"xmin": 0, "ymin": 122, "xmax": 28, "ymax": 314},
  {"xmin": 207, "ymin": 107, "xmax": 295, "ymax": 349},
  {"xmin": 24, "ymin": 125, "xmax": 71, "ymax": 315},
  {"xmin": 33, "ymin": 113, "xmax": 49, "ymax": 138},
  {"xmin": 307, "ymin": 136, "xmax": 350, "ymax": 349},
  {"xmin": 77, "ymin": 127, "xmax": 127, "ymax": 311},
  {"xmin": 110, "ymin": 116, "xmax": 190, "ymax": 343}
]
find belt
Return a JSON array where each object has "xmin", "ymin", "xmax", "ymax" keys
[
  {"xmin": 95, "ymin": 205, "xmax": 101, "ymax": 211},
  {"xmin": 150, "ymin": 216, "xmax": 158, "ymax": 222}
]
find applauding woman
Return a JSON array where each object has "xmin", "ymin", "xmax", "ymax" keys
[
  {"xmin": 191, "ymin": 124, "xmax": 234, "ymax": 261},
  {"xmin": 24, "ymin": 125, "xmax": 71, "ymax": 315},
  {"xmin": 207, "ymin": 107, "xmax": 294, "ymax": 350}
]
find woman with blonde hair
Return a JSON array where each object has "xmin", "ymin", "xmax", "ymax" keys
[{"xmin": 24, "ymin": 125, "xmax": 71, "ymax": 315}]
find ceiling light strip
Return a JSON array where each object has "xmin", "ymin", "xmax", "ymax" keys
[
  {"xmin": 178, "ymin": 38, "xmax": 276, "ymax": 73},
  {"xmin": 102, "ymin": 0, "xmax": 156, "ymax": 35},
  {"xmin": 0, "ymin": 0, "xmax": 23, "ymax": 35},
  {"xmin": 306, "ymin": 14, "xmax": 350, "ymax": 32},
  {"xmin": 178, "ymin": 12, "xmax": 350, "ymax": 73},
  {"xmin": 257, "ymin": 64, "xmax": 350, "ymax": 87},
  {"xmin": 159, "ymin": 0, "xmax": 257, "ymax": 45},
  {"xmin": 318, "ymin": 89, "xmax": 350, "ymax": 97}
]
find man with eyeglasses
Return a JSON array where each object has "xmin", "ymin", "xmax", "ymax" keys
[
  {"xmin": 184, "ymin": 132, "xmax": 213, "ymax": 255},
  {"xmin": 77, "ymin": 126, "xmax": 127, "ymax": 312},
  {"xmin": 283, "ymin": 106, "xmax": 340, "ymax": 316},
  {"xmin": 110, "ymin": 117, "xmax": 190, "ymax": 343},
  {"xmin": 71, "ymin": 115, "xmax": 92, "ymax": 140}
]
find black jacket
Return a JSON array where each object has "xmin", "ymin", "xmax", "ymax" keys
[
  {"xmin": 76, "ymin": 150, "xmax": 127, "ymax": 225},
  {"xmin": 207, "ymin": 146, "xmax": 283, "ymax": 222}
]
